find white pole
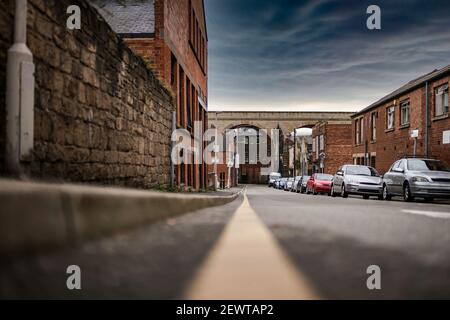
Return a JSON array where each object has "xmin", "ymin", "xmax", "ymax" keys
[{"xmin": 6, "ymin": 0, "xmax": 35, "ymax": 176}]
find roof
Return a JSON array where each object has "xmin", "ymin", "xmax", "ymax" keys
[
  {"xmin": 92, "ymin": 0, "xmax": 155, "ymax": 37},
  {"xmin": 352, "ymin": 64, "xmax": 450, "ymax": 117}
]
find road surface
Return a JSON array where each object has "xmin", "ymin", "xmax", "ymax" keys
[{"xmin": 1, "ymin": 185, "xmax": 450, "ymax": 299}]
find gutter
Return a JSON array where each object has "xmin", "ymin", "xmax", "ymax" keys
[{"xmin": 6, "ymin": 0, "xmax": 35, "ymax": 176}]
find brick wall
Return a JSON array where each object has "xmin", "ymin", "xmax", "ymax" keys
[
  {"xmin": 429, "ymin": 76, "xmax": 450, "ymax": 166},
  {"xmin": 0, "ymin": 0, "xmax": 175, "ymax": 189},
  {"xmin": 312, "ymin": 122, "xmax": 353, "ymax": 175},
  {"xmin": 324, "ymin": 123, "xmax": 353, "ymax": 175}
]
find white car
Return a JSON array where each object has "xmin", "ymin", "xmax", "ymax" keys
[{"xmin": 268, "ymin": 172, "xmax": 281, "ymax": 187}]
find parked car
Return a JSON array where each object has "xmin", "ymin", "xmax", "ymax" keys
[
  {"xmin": 273, "ymin": 178, "xmax": 280, "ymax": 189},
  {"xmin": 296, "ymin": 175, "xmax": 310, "ymax": 193},
  {"xmin": 306, "ymin": 174, "xmax": 333, "ymax": 195},
  {"xmin": 382, "ymin": 158, "xmax": 450, "ymax": 202},
  {"xmin": 278, "ymin": 178, "xmax": 288, "ymax": 190},
  {"xmin": 285, "ymin": 178, "xmax": 295, "ymax": 191},
  {"xmin": 331, "ymin": 165, "xmax": 383, "ymax": 199},
  {"xmin": 292, "ymin": 176, "xmax": 302, "ymax": 192},
  {"xmin": 268, "ymin": 172, "xmax": 281, "ymax": 187}
]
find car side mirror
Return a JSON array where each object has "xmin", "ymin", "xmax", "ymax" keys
[
  {"xmin": 336, "ymin": 171, "xmax": 343, "ymax": 176},
  {"xmin": 394, "ymin": 168, "xmax": 404, "ymax": 173}
]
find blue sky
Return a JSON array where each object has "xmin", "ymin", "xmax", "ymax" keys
[{"xmin": 205, "ymin": 0, "xmax": 450, "ymax": 112}]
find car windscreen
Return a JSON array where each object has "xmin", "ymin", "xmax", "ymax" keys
[
  {"xmin": 316, "ymin": 174, "xmax": 333, "ymax": 181},
  {"xmin": 270, "ymin": 175, "xmax": 280, "ymax": 179},
  {"xmin": 346, "ymin": 166, "xmax": 379, "ymax": 176},
  {"xmin": 407, "ymin": 159, "xmax": 450, "ymax": 172}
]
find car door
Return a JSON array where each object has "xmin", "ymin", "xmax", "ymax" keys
[
  {"xmin": 389, "ymin": 161, "xmax": 404, "ymax": 195},
  {"xmin": 307, "ymin": 175, "xmax": 315, "ymax": 191},
  {"xmin": 334, "ymin": 166, "xmax": 345, "ymax": 193},
  {"xmin": 383, "ymin": 161, "xmax": 398, "ymax": 194},
  {"xmin": 394, "ymin": 160, "xmax": 407, "ymax": 194}
]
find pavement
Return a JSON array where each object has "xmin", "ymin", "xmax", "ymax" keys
[
  {"xmin": 1, "ymin": 185, "xmax": 450, "ymax": 299},
  {"xmin": 0, "ymin": 179, "xmax": 243, "ymax": 256}
]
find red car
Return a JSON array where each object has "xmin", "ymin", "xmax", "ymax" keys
[{"xmin": 306, "ymin": 173, "xmax": 334, "ymax": 195}]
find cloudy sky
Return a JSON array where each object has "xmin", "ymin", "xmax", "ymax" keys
[{"xmin": 204, "ymin": 0, "xmax": 450, "ymax": 112}]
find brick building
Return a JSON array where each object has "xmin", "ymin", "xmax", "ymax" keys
[
  {"xmin": 351, "ymin": 65, "xmax": 450, "ymax": 174},
  {"xmin": 96, "ymin": 0, "xmax": 208, "ymax": 190},
  {"xmin": 311, "ymin": 121, "xmax": 353, "ymax": 175}
]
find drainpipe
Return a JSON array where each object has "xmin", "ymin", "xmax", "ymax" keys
[
  {"xmin": 170, "ymin": 111, "xmax": 176, "ymax": 188},
  {"xmin": 6, "ymin": 0, "xmax": 35, "ymax": 176},
  {"xmin": 425, "ymin": 81, "xmax": 429, "ymax": 158}
]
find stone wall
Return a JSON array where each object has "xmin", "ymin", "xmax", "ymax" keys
[
  {"xmin": 0, "ymin": 1, "xmax": 14, "ymax": 175},
  {"xmin": 0, "ymin": 0, "xmax": 175, "ymax": 189}
]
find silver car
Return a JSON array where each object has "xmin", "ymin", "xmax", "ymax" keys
[
  {"xmin": 285, "ymin": 178, "xmax": 295, "ymax": 191},
  {"xmin": 331, "ymin": 165, "xmax": 383, "ymax": 199},
  {"xmin": 292, "ymin": 176, "xmax": 302, "ymax": 192},
  {"xmin": 278, "ymin": 178, "xmax": 288, "ymax": 190},
  {"xmin": 297, "ymin": 175, "xmax": 310, "ymax": 193},
  {"xmin": 382, "ymin": 158, "xmax": 450, "ymax": 202}
]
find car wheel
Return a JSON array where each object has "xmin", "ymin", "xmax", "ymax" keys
[
  {"xmin": 424, "ymin": 197, "xmax": 434, "ymax": 202},
  {"xmin": 313, "ymin": 187, "xmax": 318, "ymax": 195},
  {"xmin": 403, "ymin": 183, "xmax": 414, "ymax": 202},
  {"xmin": 341, "ymin": 184, "xmax": 348, "ymax": 198},
  {"xmin": 363, "ymin": 195, "xmax": 370, "ymax": 200},
  {"xmin": 382, "ymin": 184, "xmax": 391, "ymax": 201}
]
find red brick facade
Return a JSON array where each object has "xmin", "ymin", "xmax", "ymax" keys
[
  {"xmin": 312, "ymin": 122, "xmax": 353, "ymax": 175},
  {"xmin": 124, "ymin": 0, "xmax": 209, "ymax": 190},
  {"xmin": 352, "ymin": 69, "xmax": 450, "ymax": 174}
]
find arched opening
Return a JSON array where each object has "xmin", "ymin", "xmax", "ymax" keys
[
  {"xmin": 288, "ymin": 126, "xmax": 314, "ymax": 177},
  {"xmin": 226, "ymin": 125, "xmax": 277, "ymax": 184}
]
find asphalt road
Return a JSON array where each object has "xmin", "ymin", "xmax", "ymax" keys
[{"xmin": 1, "ymin": 185, "xmax": 449, "ymax": 299}]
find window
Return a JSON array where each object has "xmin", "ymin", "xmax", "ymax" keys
[
  {"xmin": 400, "ymin": 100, "xmax": 410, "ymax": 126},
  {"xmin": 245, "ymin": 136, "xmax": 249, "ymax": 163},
  {"xmin": 360, "ymin": 117, "xmax": 364, "ymax": 142},
  {"xmin": 386, "ymin": 106, "xmax": 395, "ymax": 129},
  {"xmin": 355, "ymin": 119, "xmax": 360, "ymax": 144},
  {"xmin": 319, "ymin": 135, "xmax": 324, "ymax": 151},
  {"xmin": 188, "ymin": 1, "xmax": 206, "ymax": 71},
  {"xmin": 371, "ymin": 112, "xmax": 377, "ymax": 141},
  {"xmin": 178, "ymin": 67, "xmax": 185, "ymax": 127},
  {"xmin": 170, "ymin": 53, "xmax": 177, "ymax": 87},
  {"xmin": 407, "ymin": 159, "xmax": 449, "ymax": 171},
  {"xmin": 186, "ymin": 78, "xmax": 192, "ymax": 129},
  {"xmin": 435, "ymin": 84, "xmax": 449, "ymax": 116},
  {"xmin": 355, "ymin": 117, "xmax": 364, "ymax": 144}
]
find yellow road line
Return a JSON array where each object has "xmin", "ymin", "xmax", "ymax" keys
[{"xmin": 185, "ymin": 192, "xmax": 320, "ymax": 300}]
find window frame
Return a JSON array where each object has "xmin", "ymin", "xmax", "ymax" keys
[
  {"xmin": 435, "ymin": 83, "xmax": 449, "ymax": 117},
  {"xmin": 370, "ymin": 112, "xmax": 377, "ymax": 141},
  {"xmin": 386, "ymin": 106, "xmax": 395, "ymax": 130},
  {"xmin": 400, "ymin": 100, "xmax": 410, "ymax": 126}
]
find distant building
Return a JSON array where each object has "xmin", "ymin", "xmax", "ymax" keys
[
  {"xmin": 96, "ymin": 0, "xmax": 208, "ymax": 190},
  {"xmin": 351, "ymin": 65, "xmax": 450, "ymax": 174},
  {"xmin": 311, "ymin": 121, "xmax": 353, "ymax": 175}
]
